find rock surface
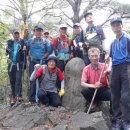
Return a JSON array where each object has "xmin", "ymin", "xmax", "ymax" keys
[{"xmin": 0, "ymin": 103, "xmax": 110, "ymax": 130}]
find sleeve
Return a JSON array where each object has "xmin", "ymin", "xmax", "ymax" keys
[
  {"xmin": 35, "ymin": 67, "xmax": 44, "ymax": 78},
  {"xmin": 6, "ymin": 40, "xmax": 12, "ymax": 54},
  {"xmin": 81, "ymin": 67, "xmax": 88, "ymax": 82},
  {"xmin": 109, "ymin": 43, "xmax": 113, "ymax": 58},
  {"xmin": 101, "ymin": 28, "xmax": 105, "ymax": 40},
  {"xmin": 51, "ymin": 38, "xmax": 57, "ymax": 50},
  {"xmin": 57, "ymin": 68, "xmax": 64, "ymax": 81},
  {"xmin": 96, "ymin": 26, "xmax": 105, "ymax": 40},
  {"xmin": 6, "ymin": 41, "xmax": 10, "ymax": 54},
  {"xmin": 79, "ymin": 30, "xmax": 84, "ymax": 43}
]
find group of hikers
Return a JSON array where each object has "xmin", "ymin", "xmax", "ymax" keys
[{"xmin": 5, "ymin": 11, "xmax": 130, "ymax": 130}]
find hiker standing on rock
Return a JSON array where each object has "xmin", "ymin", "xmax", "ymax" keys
[
  {"xmin": 32, "ymin": 55, "xmax": 65, "ymax": 107},
  {"xmin": 52, "ymin": 24, "xmax": 73, "ymax": 72},
  {"xmin": 26, "ymin": 24, "xmax": 50, "ymax": 104},
  {"xmin": 80, "ymin": 12, "xmax": 106, "ymax": 65},
  {"xmin": 109, "ymin": 17, "xmax": 130, "ymax": 130},
  {"xmin": 72, "ymin": 23, "xmax": 83, "ymax": 59},
  {"xmin": 81, "ymin": 47, "xmax": 111, "ymax": 113},
  {"xmin": 6, "ymin": 29, "xmax": 26, "ymax": 106}
]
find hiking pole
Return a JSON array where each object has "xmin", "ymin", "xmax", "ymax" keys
[{"xmin": 87, "ymin": 61, "xmax": 107, "ymax": 114}]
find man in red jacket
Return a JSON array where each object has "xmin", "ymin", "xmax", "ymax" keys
[{"xmin": 51, "ymin": 24, "xmax": 73, "ymax": 72}]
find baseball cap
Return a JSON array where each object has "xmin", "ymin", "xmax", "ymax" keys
[
  {"xmin": 35, "ymin": 24, "xmax": 44, "ymax": 30},
  {"xmin": 73, "ymin": 23, "xmax": 80, "ymax": 28},
  {"xmin": 59, "ymin": 24, "xmax": 67, "ymax": 29},
  {"xmin": 110, "ymin": 17, "xmax": 122, "ymax": 25},
  {"xmin": 13, "ymin": 29, "xmax": 20, "ymax": 34},
  {"xmin": 44, "ymin": 30, "xmax": 49, "ymax": 34},
  {"xmin": 46, "ymin": 55, "xmax": 58, "ymax": 64}
]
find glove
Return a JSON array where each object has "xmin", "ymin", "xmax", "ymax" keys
[
  {"xmin": 59, "ymin": 88, "xmax": 65, "ymax": 97},
  {"xmin": 34, "ymin": 64, "xmax": 41, "ymax": 69}
]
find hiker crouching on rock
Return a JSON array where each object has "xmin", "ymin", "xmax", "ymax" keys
[
  {"xmin": 81, "ymin": 47, "xmax": 111, "ymax": 113},
  {"xmin": 32, "ymin": 55, "xmax": 65, "ymax": 107}
]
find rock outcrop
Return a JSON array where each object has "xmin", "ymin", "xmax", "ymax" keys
[
  {"xmin": 0, "ymin": 103, "xmax": 110, "ymax": 130},
  {"xmin": 63, "ymin": 58, "xmax": 86, "ymax": 111}
]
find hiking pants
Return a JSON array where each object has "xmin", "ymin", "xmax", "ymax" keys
[
  {"xmin": 111, "ymin": 63, "xmax": 130, "ymax": 122},
  {"xmin": 8, "ymin": 63, "xmax": 23, "ymax": 98},
  {"xmin": 81, "ymin": 87, "xmax": 111, "ymax": 103},
  {"xmin": 37, "ymin": 89, "xmax": 61, "ymax": 107},
  {"xmin": 28, "ymin": 61, "xmax": 37, "ymax": 102}
]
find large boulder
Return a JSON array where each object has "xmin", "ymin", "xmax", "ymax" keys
[
  {"xmin": 62, "ymin": 58, "xmax": 86, "ymax": 111},
  {"xmin": 72, "ymin": 111, "xmax": 109, "ymax": 130}
]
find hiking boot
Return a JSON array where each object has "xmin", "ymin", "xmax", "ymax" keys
[
  {"xmin": 10, "ymin": 97, "xmax": 16, "ymax": 106},
  {"xmin": 111, "ymin": 120, "xmax": 122, "ymax": 130},
  {"xmin": 123, "ymin": 121, "xmax": 130, "ymax": 130},
  {"xmin": 15, "ymin": 96, "xmax": 23, "ymax": 102}
]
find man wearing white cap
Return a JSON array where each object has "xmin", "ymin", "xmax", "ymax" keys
[{"xmin": 52, "ymin": 24, "xmax": 73, "ymax": 72}]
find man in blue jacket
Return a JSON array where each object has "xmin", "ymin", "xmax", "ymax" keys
[
  {"xmin": 109, "ymin": 17, "xmax": 130, "ymax": 130},
  {"xmin": 27, "ymin": 24, "xmax": 49, "ymax": 104}
]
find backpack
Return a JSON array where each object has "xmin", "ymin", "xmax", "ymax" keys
[
  {"xmin": 30, "ymin": 38, "xmax": 47, "ymax": 51},
  {"xmin": 54, "ymin": 37, "xmax": 70, "ymax": 61},
  {"xmin": 83, "ymin": 25, "xmax": 103, "ymax": 47},
  {"xmin": 39, "ymin": 66, "xmax": 61, "ymax": 90}
]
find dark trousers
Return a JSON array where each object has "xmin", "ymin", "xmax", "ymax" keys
[
  {"xmin": 83, "ymin": 51, "xmax": 105, "ymax": 65},
  {"xmin": 8, "ymin": 63, "xmax": 23, "ymax": 98},
  {"xmin": 111, "ymin": 63, "xmax": 130, "ymax": 122},
  {"xmin": 37, "ymin": 89, "xmax": 61, "ymax": 107},
  {"xmin": 29, "ymin": 60, "xmax": 39, "ymax": 102},
  {"xmin": 81, "ymin": 87, "xmax": 111, "ymax": 103}
]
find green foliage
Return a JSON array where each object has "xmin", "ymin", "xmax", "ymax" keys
[{"xmin": 0, "ymin": 22, "xmax": 9, "ymax": 50}]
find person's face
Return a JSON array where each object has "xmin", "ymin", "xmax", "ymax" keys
[
  {"xmin": 48, "ymin": 59, "xmax": 56, "ymax": 69},
  {"xmin": 35, "ymin": 29, "xmax": 43, "ymax": 38},
  {"xmin": 111, "ymin": 22, "xmax": 123, "ymax": 36},
  {"xmin": 44, "ymin": 32, "xmax": 49, "ymax": 38},
  {"xmin": 13, "ymin": 33, "xmax": 20, "ymax": 41},
  {"xmin": 89, "ymin": 51, "xmax": 99, "ymax": 65},
  {"xmin": 73, "ymin": 26, "xmax": 81, "ymax": 35},
  {"xmin": 85, "ymin": 14, "xmax": 93, "ymax": 24},
  {"xmin": 60, "ymin": 27, "xmax": 67, "ymax": 35}
]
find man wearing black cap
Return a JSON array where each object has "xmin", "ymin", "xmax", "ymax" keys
[
  {"xmin": 72, "ymin": 23, "xmax": 83, "ymax": 58},
  {"xmin": 109, "ymin": 17, "xmax": 130, "ymax": 130},
  {"xmin": 80, "ymin": 12, "xmax": 106, "ymax": 65},
  {"xmin": 6, "ymin": 29, "xmax": 26, "ymax": 105},
  {"xmin": 27, "ymin": 24, "xmax": 50, "ymax": 104}
]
